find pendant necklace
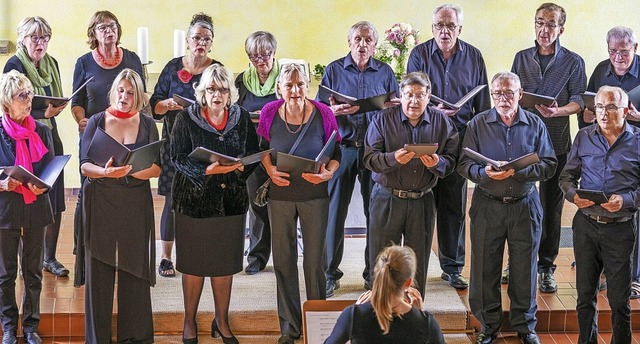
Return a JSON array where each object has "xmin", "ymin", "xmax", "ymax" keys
[{"xmin": 284, "ymin": 101, "xmax": 307, "ymax": 134}]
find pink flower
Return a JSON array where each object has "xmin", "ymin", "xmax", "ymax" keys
[{"xmin": 177, "ymin": 68, "xmax": 193, "ymax": 83}]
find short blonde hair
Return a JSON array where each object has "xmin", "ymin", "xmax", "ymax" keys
[
  {"xmin": 275, "ymin": 63, "xmax": 309, "ymax": 99},
  {"xmin": 0, "ymin": 70, "xmax": 34, "ymax": 113},
  {"xmin": 108, "ymin": 69, "xmax": 146, "ymax": 113},
  {"xmin": 193, "ymin": 64, "xmax": 238, "ymax": 107},
  {"xmin": 17, "ymin": 16, "xmax": 52, "ymax": 50}
]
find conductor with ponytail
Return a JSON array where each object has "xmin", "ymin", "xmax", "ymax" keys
[{"xmin": 324, "ymin": 245, "xmax": 444, "ymax": 343}]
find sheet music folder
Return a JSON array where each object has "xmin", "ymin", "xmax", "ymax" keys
[
  {"xmin": 277, "ymin": 130, "xmax": 337, "ymax": 174},
  {"xmin": 463, "ymin": 147, "xmax": 540, "ymax": 171},
  {"xmin": 172, "ymin": 94, "xmax": 196, "ymax": 107},
  {"xmin": 317, "ymin": 85, "xmax": 394, "ymax": 115},
  {"xmin": 575, "ymin": 189, "xmax": 609, "ymax": 204},
  {"xmin": 0, "ymin": 154, "xmax": 71, "ymax": 191},
  {"xmin": 519, "ymin": 92, "xmax": 556, "ymax": 109},
  {"xmin": 86, "ymin": 127, "xmax": 164, "ymax": 174},
  {"xmin": 429, "ymin": 84, "xmax": 487, "ymax": 110},
  {"xmin": 404, "ymin": 143, "xmax": 438, "ymax": 158},
  {"xmin": 188, "ymin": 148, "xmax": 273, "ymax": 165},
  {"xmin": 32, "ymin": 76, "xmax": 95, "ymax": 109}
]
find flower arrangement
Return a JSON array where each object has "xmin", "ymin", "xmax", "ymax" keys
[{"xmin": 374, "ymin": 23, "xmax": 419, "ymax": 81}]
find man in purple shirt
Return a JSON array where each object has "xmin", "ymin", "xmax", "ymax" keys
[
  {"xmin": 458, "ymin": 72, "xmax": 556, "ymax": 344},
  {"xmin": 318, "ymin": 21, "xmax": 399, "ymax": 297},
  {"xmin": 364, "ymin": 72, "xmax": 458, "ymax": 297},
  {"xmin": 559, "ymin": 86, "xmax": 640, "ymax": 344},
  {"xmin": 510, "ymin": 2, "xmax": 586, "ymax": 293},
  {"xmin": 407, "ymin": 4, "xmax": 490, "ymax": 290}
]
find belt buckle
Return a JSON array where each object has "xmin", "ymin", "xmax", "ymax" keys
[
  {"xmin": 595, "ymin": 216, "xmax": 608, "ymax": 224},
  {"xmin": 502, "ymin": 196, "xmax": 514, "ymax": 203},
  {"xmin": 397, "ymin": 190, "xmax": 408, "ymax": 199}
]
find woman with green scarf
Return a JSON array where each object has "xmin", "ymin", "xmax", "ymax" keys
[
  {"xmin": 234, "ymin": 31, "xmax": 280, "ymax": 276},
  {"xmin": 3, "ymin": 16, "xmax": 69, "ymax": 278}
]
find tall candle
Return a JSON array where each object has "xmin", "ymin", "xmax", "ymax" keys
[
  {"xmin": 174, "ymin": 30, "xmax": 186, "ymax": 58},
  {"xmin": 137, "ymin": 27, "xmax": 149, "ymax": 64}
]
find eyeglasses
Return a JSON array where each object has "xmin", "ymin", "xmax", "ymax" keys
[
  {"xmin": 95, "ymin": 23, "xmax": 118, "ymax": 33},
  {"xmin": 402, "ymin": 92, "xmax": 428, "ymax": 101},
  {"xmin": 608, "ymin": 49, "xmax": 632, "ymax": 57},
  {"xmin": 594, "ymin": 104, "xmax": 625, "ymax": 114},
  {"xmin": 29, "ymin": 35, "xmax": 50, "ymax": 43},
  {"xmin": 248, "ymin": 51, "xmax": 272, "ymax": 62},
  {"xmin": 491, "ymin": 90, "xmax": 518, "ymax": 100},
  {"xmin": 13, "ymin": 90, "xmax": 33, "ymax": 102},
  {"xmin": 535, "ymin": 21, "xmax": 559, "ymax": 30},
  {"xmin": 432, "ymin": 23, "xmax": 458, "ymax": 32},
  {"xmin": 205, "ymin": 87, "xmax": 229, "ymax": 95},
  {"xmin": 191, "ymin": 36, "xmax": 212, "ymax": 45}
]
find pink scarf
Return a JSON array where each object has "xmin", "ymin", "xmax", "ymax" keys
[{"xmin": 2, "ymin": 114, "xmax": 49, "ymax": 204}]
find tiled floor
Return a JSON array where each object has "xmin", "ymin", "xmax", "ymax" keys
[{"xmin": 10, "ymin": 189, "xmax": 640, "ymax": 343}]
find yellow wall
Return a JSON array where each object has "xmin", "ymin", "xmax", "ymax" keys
[{"xmin": 1, "ymin": 0, "xmax": 640, "ymax": 187}]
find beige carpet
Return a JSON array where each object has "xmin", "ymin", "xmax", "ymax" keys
[{"xmin": 151, "ymin": 238, "xmax": 468, "ymax": 338}]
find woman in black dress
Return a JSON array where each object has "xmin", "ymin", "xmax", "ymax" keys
[
  {"xmin": 172, "ymin": 63, "xmax": 260, "ymax": 344},
  {"xmin": 79, "ymin": 69, "xmax": 159, "ymax": 343}
]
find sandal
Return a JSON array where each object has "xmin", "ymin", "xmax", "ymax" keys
[
  {"xmin": 631, "ymin": 280, "xmax": 640, "ymax": 299},
  {"xmin": 158, "ymin": 259, "xmax": 176, "ymax": 277},
  {"xmin": 43, "ymin": 260, "xmax": 69, "ymax": 277}
]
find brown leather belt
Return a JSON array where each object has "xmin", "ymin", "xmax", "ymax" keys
[{"xmin": 587, "ymin": 214, "xmax": 633, "ymax": 224}]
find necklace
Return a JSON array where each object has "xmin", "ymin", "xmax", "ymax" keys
[
  {"xmin": 283, "ymin": 101, "xmax": 307, "ymax": 134},
  {"xmin": 96, "ymin": 47, "xmax": 121, "ymax": 67}
]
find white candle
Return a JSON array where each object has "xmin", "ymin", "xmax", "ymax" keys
[
  {"xmin": 174, "ymin": 30, "xmax": 186, "ymax": 58},
  {"xmin": 137, "ymin": 27, "xmax": 149, "ymax": 64}
]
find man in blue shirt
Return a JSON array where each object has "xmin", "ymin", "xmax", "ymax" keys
[
  {"xmin": 364, "ymin": 72, "xmax": 458, "ymax": 298},
  {"xmin": 406, "ymin": 3, "xmax": 490, "ymax": 290},
  {"xmin": 458, "ymin": 72, "xmax": 556, "ymax": 344},
  {"xmin": 559, "ymin": 86, "xmax": 640, "ymax": 344},
  {"xmin": 510, "ymin": 2, "xmax": 586, "ymax": 293},
  {"xmin": 318, "ymin": 21, "xmax": 399, "ymax": 297}
]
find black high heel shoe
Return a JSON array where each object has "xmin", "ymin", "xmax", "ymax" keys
[
  {"xmin": 182, "ymin": 323, "xmax": 198, "ymax": 344},
  {"xmin": 211, "ymin": 318, "xmax": 239, "ymax": 344}
]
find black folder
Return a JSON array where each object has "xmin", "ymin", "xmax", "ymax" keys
[
  {"xmin": 0, "ymin": 154, "xmax": 71, "ymax": 191},
  {"xmin": 519, "ymin": 92, "xmax": 556, "ymax": 109},
  {"xmin": 188, "ymin": 148, "xmax": 273, "ymax": 165},
  {"xmin": 32, "ymin": 76, "xmax": 94, "ymax": 109},
  {"xmin": 404, "ymin": 143, "xmax": 438, "ymax": 158},
  {"xmin": 463, "ymin": 147, "xmax": 540, "ymax": 172},
  {"xmin": 626, "ymin": 84, "xmax": 640, "ymax": 109},
  {"xmin": 429, "ymin": 85, "xmax": 486, "ymax": 110},
  {"xmin": 317, "ymin": 85, "xmax": 394, "ymax": 115},
  {"xmin": 86, "ymin": 127, "xmax": 164, "ymax": 174},
  {"xmin": 277, "ymin": 130, "xmax": 337, "ymax": 174},
  {"xmin": 172, "ymin": 94, "xmax": 196, "ymax": 107},
  {"xmin": 575, "ymin": 189, "xmax": 609, "ymax": 204},
  {"xmin": 580, "ymin": 91, "xmax": 597, "ymax": 112}
]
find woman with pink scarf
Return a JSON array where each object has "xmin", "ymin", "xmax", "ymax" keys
[{"xmin": 0, "ymin": 70, "xmax": 54, "ymax": 344}]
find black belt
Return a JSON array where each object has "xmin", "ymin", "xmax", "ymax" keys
[
  {"xmin": 341, "ymin": 140, "xmax": 363, "ymax": 148},
  {"xmin": 478, "ymin": 187, "xmax": 534, "ymax": 204},
  {"xmin": 584, "ymin": 212, "xmax": 633, "ymax": 224},
  {"xmin": 386, "ymin": 187, "xmax": 431, "ymax": 199}
]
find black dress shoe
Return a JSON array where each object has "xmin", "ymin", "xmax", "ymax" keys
[
  {"xmin": 24, "ymin": 332, "xmax": 42, "ymax": 344},
  {"xmin": 517, "ymin": 331, "xmax": 541, "ymax": 344},
  {"xmin": 441, "ymin": 272, "xmax": 469, "ymax": 289},
  {"xmin": 244, "ymin": 261, "xmax": 263, "ymax": 275},
  {"xmin": 1, "ymin": 332, "xmax": 16, "ymax": 344},
  {"xmin": 475, "ymin": 332, "xmax": 497, "ymax": 344},
  {"xmin": 278, "ymin": 335, "xmax": 296, "ymax": 344},
  {"xmin": 326, "ymin": 278, "xmax": 340, "ymax": 298},
  {"xmin": 538, "ymin": 272, "xmax": 557, "ymax": 293}
]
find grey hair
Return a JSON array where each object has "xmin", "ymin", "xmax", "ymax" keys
[
  {"xmin": 433, "ymin": 4, "xmax": 464, "ymax": 26},
  {"xmin": 536, "ymin": 3, "xmax": 566, "ymax": 27},
  {"xmin": 188, "ymin": 12, "xmax": 214, "ymax": 38},
  {"xmin": 244, "ymin": 31, "xmax": 277, "ymax": 55},
  {"xmin": 491, "ymin": 71, "xmax": 521, "ymax": 89},
  {"xmin": 597, "ymin": 85, "xmax": 629, "ymax": 107},
  {"xmin": 275, "ymin": 63, "xmax": 310, "ymax": 99},
  {"xmin": 400, "ymin": 72, "xmax": 431, "ymax": 90},
  {"xmin": 16, "ymin": 16, "xmax": 52, "ymax": 49},
  {"xmin": 194, "ymin": 64, "xmax": 238, "ymax": 107},
  {"xmin": 607, "ymin": 26, "xmax": 637, "ymax": 46},
  {"xmin": 348, "ymin": 21, "xmax": 379, "ymax": 45},
  {"xmin": 0, "ymin": 70, "xmax": 34, "ymax": 113}
]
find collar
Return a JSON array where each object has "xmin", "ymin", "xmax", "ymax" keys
[
  {"xmin": 532, "ymin": 38, "xmax": 563, "ymax": 60},
  {"xmin": 485, "ymin": 107, "xmax": 531, "ymax": 126},
  {"xmin": 400, "ymin": 106, "xmax": 433, "ymax": 126},
  {"xmin": 605, "ymin": 54, "xmax": 640, "ymax": 79},
  {"xmin": 343, "ymin": 53, "xmax": 378, "ymax": 72},
  {"xmin": 189, "ymin": 103, "xmax": 241, "ymax": 135},
  {"xmin": 428, "ymin": 38, "xmax": 465, "ymax": 57},
  {"xmin": 590, "ymin": 121, "xmax": 634, "ymax": 138}
]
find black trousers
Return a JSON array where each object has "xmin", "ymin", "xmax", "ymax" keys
[
  {"xmin": 433, "ymin": 170, "xmax": 467, "ymax": 275},
  {"xmin": 0, "ymin": 227, "xmax": 44, "ymax": 334},
  {"xmin": 537, "ymin": 152, "xmax": 567, "ymax": 273},
  {"xmin": 573, "ymin": 212, "xmax": 635, "ymax": 344},
  {"xmin": 245, "ymin": 165, "xmax": 272, "ymax": 268}
]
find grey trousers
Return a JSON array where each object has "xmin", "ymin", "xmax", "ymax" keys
[{"xmin": 268, "ymin": 198, "xmax": 328, "ymax": 338}]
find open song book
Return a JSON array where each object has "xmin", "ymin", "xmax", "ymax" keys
[
  {"xmin": 317, "ymin": 85, "xmax": 395, "ymax": 115},
  {"xmin": 172, "ymin": 94, "xmax": 196, "ymax": 107},
  {"xmin": 430, "ymin": 84, "xmax": 487, "ymax": 110},
  {"xmin": 463, "ymin": 147, "xmax": 540, "ymax": 172},
  {"xmin": 188, "ymin": 148, "xmax": 273, "ymax": 166},
  {"xmin": 32, "ymin": 76, "xmax": 94, "ymax": 109},
  {"xmin": 0, "ymin": 154, "xmax": 71, "ymax": 191},
  {"xmin": 86, "ymin": 127, "xmax": 164, "ymax": 174},
  {"xmin": 277, "ymin": 130, "xmax": 337, "ymax": 175}
]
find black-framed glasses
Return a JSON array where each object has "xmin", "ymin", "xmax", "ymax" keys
[
  {"xmin": 594, "ymin": 104, "xmax": 625, "ymax": 114},
  {"xmin": 248, "ymin": 51, "xmax": 272, "ymax": 62},
  {"xmin": 13, "ymin": 90, "xmax": 33, "ymax": 102},
  {"xmin": 29, "ymin": 35, "xmax": 50, "ymax": 43},
  {"xmin": 432, "ymin": 23, "xmax": 458, "ymax": 32},
  {"xmin": 535, "ymin": 21, "xmax": 559, "ymax": 30},
  {"xmin": 608, "ymin": 49, "xmax": 632, "ymax": 57},
  {"xmin": 205, "ymin": 87, "xmax": 229, "ymax": 95},
  {"xmin": 95, "ymin": 23, "xmax": 118, "ymax": 33},
  {"xmin": 191, "ymin": 36, "xmax": 212, "ymax": 45},
  {"xmin": 491, "ymin": 90, "xmax": 518, "ymax": 100},
  {"xmin": 402, "ymin": 92, "xmax": 428, "ymax": 101}
]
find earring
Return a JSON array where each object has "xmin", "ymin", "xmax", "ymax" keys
[
  {"xmin": 187, "ymin": 46, "xmax": 190, "ymax": 51},
  {"xmin": 208, "ymin": 49, "xmax": 211, "ymax": 53}
]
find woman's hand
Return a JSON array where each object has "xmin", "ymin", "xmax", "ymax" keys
[
  {"xmin": 0, "ymin": 176, "xmax": 22, "ymax": 192},
  {"xmin": 404, "ymin": 287, "xmax": 423, "ymax": 309},
  {"xmin": 302, "ymin": 164, "xmax": 334, "ymax": 184},
  {"xmin": 162, "ymin": 98, "xmax": 184, "ymax": 113},
  {"xmin": 268, "ymin": 165, "xmax": 290, "ymax": 187},
  {"xmin": 102, "ymin": 157, "xmax": 132, "ymax": 178},
  {"xmin": 26, "ymin": 182, "xmax": 47, "ymax": 196},
  {"xmin": 205, "ymin": 161, "xmax": 242, "ymax": 175},
  {"xmin": 355, "ymin": 290, "xmax": 372, "ymax": 305},
  {"xmin": 44, "ymin": 102, "xmax": 68, "ymax": 119}
]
